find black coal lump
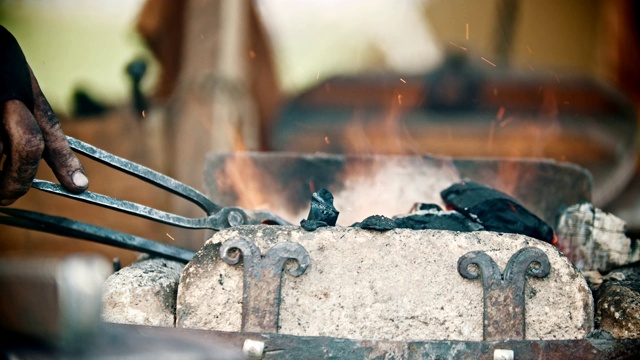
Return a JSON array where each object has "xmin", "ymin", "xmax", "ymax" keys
[
  {"xmin": 300, "ymin": 219, "xmax": 329, "ymax": 231},
  {"xmin": 351, "ymin": 215, "xmax": 397, "ymax": 231},
  {"xmin": 300, "ymin": 188, "xmax": 339, "ymax": 231},
  {"xmin": 394, "ymin": 211, "xmax": 484, "ymax": 231},
  {"xmin": 440, "ymin": 181, "xmax": 555, "ymax": 243},
  {"xmin": 408, "ymin": 203, "xmax": 443, "ymax": 213}
]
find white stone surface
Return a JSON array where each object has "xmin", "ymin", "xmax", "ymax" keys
[
  {"xmin": 102, "ymin": 257, "xmax": 184, "ymax": 327},
  {"xmin": 177, "ymin": 226, "xmax": 594, "ymax": 341}
]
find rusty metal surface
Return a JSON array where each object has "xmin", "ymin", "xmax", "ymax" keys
[
  {"xmin": 141, "ymin": 325, "xmax": 640, "ymax": 360},
  {"xmin": 4, "ymin": 323, "xmax": 638, "ymax": 359},
  {"xmin": 220, "ymin": 237, "xmax": 310, "ymax": 333},
  {"xmin": 458, "ymin": 247, "xmax": 550, "ymax": 341}
]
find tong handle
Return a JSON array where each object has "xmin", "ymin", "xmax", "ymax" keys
[
  {"xmin": 31, "ymin": 179, "xmax": 214, "ymax": 229},
  {"xmin": 66, "ymin": 136, "xmax": 221, "ymax": 215},
  {"xmin": 0, "ymin": 207, "xmax": 195, "ymax": 262}
]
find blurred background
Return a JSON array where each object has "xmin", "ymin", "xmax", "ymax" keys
[{"xmin": 1, "ymin": 0, "xmax": 639, "ymax": 265}]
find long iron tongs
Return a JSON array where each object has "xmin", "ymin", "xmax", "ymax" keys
[
  {"xmin": 0, "ymin": 136, "xmax": 290, "ymax": 262},
  {"xmin": 31, "ymin": 136, "xmax": 290, "ymax": 230}
]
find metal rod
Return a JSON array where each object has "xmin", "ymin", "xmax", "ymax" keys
[{"xmin": 0, "ymin": 208, "xmax": 195, "ymax": 263}]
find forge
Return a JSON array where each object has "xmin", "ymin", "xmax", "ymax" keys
[
  {"xmin": 204, "ymin": 152, "xmax": 591, "ymax": 228},
  {"xmin": 98, "ymin": 152, "xmax": 640, "ymax": 358}
]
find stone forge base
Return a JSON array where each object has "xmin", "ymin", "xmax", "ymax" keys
[{"xmin": 176, "ymin": 226, "xmax": 593, "ymax": 341}]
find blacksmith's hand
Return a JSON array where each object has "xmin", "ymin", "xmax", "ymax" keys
[{"xmin": 0, "ymin": 25, "xmax": 88, "ymax": 205}]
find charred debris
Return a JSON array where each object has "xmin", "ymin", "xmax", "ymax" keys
[{"xmin": 300, "ymin": 181, "xmax": 556, "ymax": 244}]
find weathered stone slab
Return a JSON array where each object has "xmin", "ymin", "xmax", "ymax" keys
[
  {"xmin": 102, "ymin": 257, "xmax": 184, "ymax": 327},
  {"xmin": 176, "ymin": 226, "xmax": 594, "ymax": 341}
]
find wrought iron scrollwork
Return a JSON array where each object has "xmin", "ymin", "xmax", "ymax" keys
[
  {"xmin": 220, "ymin": 237, "xmax": 310, "ymax": 333},
  {"xmin": 458, "ymin": 247, "xmax": 551, "ymax": 341}
]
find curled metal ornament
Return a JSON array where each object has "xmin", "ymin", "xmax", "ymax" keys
[
  {"xmin": 220, "ymin": 237, "xmax": 310, "ymax": 333},
  {"xmin": 458, "ymin": 247, "xmax": 551, "ymax": 341}
]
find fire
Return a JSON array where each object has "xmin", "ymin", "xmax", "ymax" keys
[
  {"xmin": 214, "ymin": 126, "xmax": 278, "ymax": 212},
  {"xmin": 341, "ymin": 96, "xmax": 413, "ymax": 155},
  {"xmin": 217, "ymin": 154, "xmax": 270, "ymax": 211}
]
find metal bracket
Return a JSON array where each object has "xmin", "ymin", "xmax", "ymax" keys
[
  {"xmin": 458, "ymin": 247, "xmax": 551, "ymax": 341},
  {"xmin": 220, "ymin": 238, "xmax": 310, "ymax": 333}
]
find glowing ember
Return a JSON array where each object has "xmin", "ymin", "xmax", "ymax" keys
[
  {"xmin": 397, "ymin": 94, "xmax": 403, "ymax": 105},
  {"xmin": 400, "ymin": 78, "xmax": 406, "ymax": 83},
  {"xmin": 166, "ymin": 233, "xmax": 175, "ymax": 241},
  {"xmin": 466, "ymin": 23, "xmax": 469, "ymax": 40},
  {"xmin": 141, "ymin": 110, "xmax": 146, "ymax": 118},
  {"xmin": 324, "ymin": 136, "xmax": 330, "ymax": 144},
  {"xmin": 249, "ymin": 50, "xmax": 256, "ymax": 58}
]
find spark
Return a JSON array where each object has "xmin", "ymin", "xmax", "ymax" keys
[
  {"xmin": 527, "ymin": 45, "xmax": 533, "ymax": 54},
  {"xmin": 555, "ymin": 74, "xmax": 560, "ymax": 84},
  {"xmin": 397, "ymin": 94, "xmax": 403, "ymax": 105},
  {"xmin": 317, "ymin": 71, "xmax": 320, "ymax": 80},
  {"xmin": 400, "ymin": 78, "xmax": 406, "ymax": 83},
  {"xmin": 466, "ymin": 23, "xmax": 469, "ymax": 40},
  {"xmin": 249, "ymin": 50, "xmax": 256, "ymax": 58},
  {"xmin": 499, "ymin": 117, "xmax": 514, "ymax": 127},
  {"xmin": 166, "ymin": 233, "xmax": 175, "ymax": 241},
  {"xmin": 526, "ymin": 62, "xmax": 534, "ymax": 70},
  {"xmin": 481, "ymin": 57, "xmax": 496, "ymax": 67},
  {"xmin": 324, "ymin": 136, "xmax": 330, "ymax": 144},
  {"xmin": 488, "ymin": 120, "xmax": 496, "ymax": 152},
  {"xmin": 448, "ymin": 42, "xmax": 468, "ymax": 51},
  {"xmin": 496, "ymin": 106, "xmax": 505, "ymax": 121},
  {"xmin": 141, "ymin": 110, "xmax": 146, "ymax": 118},
  {"xmin": 324, "ymin": 83, "xmax": 331, "ymax": 93}
]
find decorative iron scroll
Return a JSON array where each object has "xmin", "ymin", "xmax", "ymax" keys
[
  {"xmin": 220, "ymin": 237, "xmax": 310, "ymax": 333},
  {"xmin": 458, "ymin": 247, "xmax": 551, "ymax": 341}
]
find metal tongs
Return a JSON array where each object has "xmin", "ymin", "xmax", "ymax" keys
[{"xmin": 0, "ymin": 136, "xmax": 290, "ymax": 263}]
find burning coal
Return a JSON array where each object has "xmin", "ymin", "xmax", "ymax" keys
[{"xmin": 301, "ymin": 181, "xmax": 556, "ymax": 245}]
